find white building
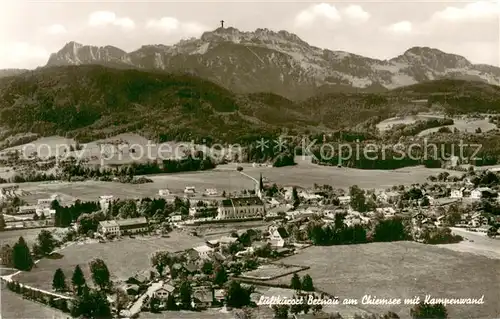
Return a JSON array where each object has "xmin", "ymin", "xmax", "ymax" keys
[
  {"xmin": 338, "ymin": 195, "xmax": 351, "ymax": 205},
  {"xmin": 216, "ymin": 197, "xmax": 265, "ymax": 220},
  {"xmin": 154, "ymin": 283, "xmax": 175, "ymax": 301},
  {"xmin": 184, "ymin": 186, "xmax": 196, "ymax": 197},
  {"xmin": 192, "ymin": 245, "xmax": 214, "ymax": 260},
  {"xmin": 98, "ymin": 220, "xmax": 120, "ymax": 236},
  {"xmin": 159, "ymin": 189, "xmax": 170, "ymax": 197},
  {"xmin": 205, "ymin": 188, "xmax": 218, "ymax": 196},
  {"xmin": 99, "ymin": 195, "xmax": 114, "ymax": 212},
  {"xmin": 35, "ymin": 207, "xmax": 56, "ymax": 218},
  {"xmin": 470, "ymin": 187, "xmax": 496, "ymax": 200},
  {"xmin": 268, "ymin": 225, "xmax": 289, "ymax": 248},
  {"xmin": 450, "ymin": 188, "xmax": 465, "ymax": 199}
]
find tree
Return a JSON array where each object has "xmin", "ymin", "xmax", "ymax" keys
[
  {"xmin": 151, "ymin": 251, "xmax": 171, "ymax": 277},
  {"xmin": 226, "ymin": 281, "xmax": 253, "ymax": 308},
  {"xmin": 89, "ymin": 258, "xmax": 111, "ymax": 291},
  {"xmin": 73, "ymin": 288, "xmax": 112, "ymax": 319},
  {"xmin": 36, "ymin": 229, "xmax": 57, "ymax": 256},
  {"xmin": 487, "ymin": 226, "xmax": 498, "ymax": 238},
  {"xmin": 150, "ymin": 296, "xmax": 161, "ymax": 313},
  {"xmin": 12, "ymin": 236, "xmax": 33, "ymax": 271},
  {"xmin": 349, "ymin": 185, "xmax": 367, "ymax": 212},
  {"xmin": 115, "ymin": 288, "xmax": 129, "ymax": 315},
  {"xmin": 0, "ymin": 214, "xmax": 6, "ymax": 231},
  {"xmin": 202, "ymin": 260, "xmax": 214, "ymax": 275},
  {"xmin": 52, "ymin": 268, "xmax": 67, "ymax": 292},
  {"xmin": 290, "ymin": 273, "xmax": 301, "ymax": 290},
  {"xmin": 166, "ymin": 294, "xmax": 178, "ymax": 310},
  {"xmin": 272, "ymin": 304, "xmax": 289, "ymax": 318},
  {"xmin": 383, "ymin": 311, "xmax": 400, "ymax": 319},
  {"xmin": 214, "ymin": 264, "xmax": 228, "ymax": 286},
  {"xmin": 410, "ymin": 302, "xmax": 448, "ymax": 319},
  {"xmin": 71, "ymin": 265, "xmax": 86, "ymax": 295},
  {"xmin": 292, "ymin": 187, "xmax": 300, "ymax": 208},
  {"xmin": 179, "ymin": 280, "xmax": 192, "ymax": 309},
  {"xmin": 301, "ymin": 274, "xmax": 314, "ymax": 291}
]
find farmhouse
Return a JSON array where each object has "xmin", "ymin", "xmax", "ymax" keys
[
  {"xmin": 184, "ymin": 186, "xmax": 196, "ymax": 197},
  {"xmin": 18, "ymin": 205, "xmax": 36, "ymax": 215},
  {"xmin": 450, "ymin": 188, "xmax": 465, "ymax": 199},
  {"xmin": 268, "ymin": 225, "xmax": 290, "ymax": 248},
  {"xmin": 338, "ymin": 195, "xmax": 351, "ymax": 205},
  {"xmin": 158, "ymin": 189, "xmax": 170, "ymax": 196},
  {"xmin": 98, "ymin": 220, "xmax": 120, "ymax": 236},
  {"xmin": 154, "ymin": 283, "xmax": 175, "ymax": 301},
  {"xmin": 216, "ymin": 196, "xmax": 265, "ymax": 220},
  {"xmin": 192, "ymin": 287, "xmax": 213, "ymax": 309},
  {"xmin": 205, "ymin": 188, "xmax": 218, "ymax": 196},
  {"xmin": 191, "ymin": 245, "xmax": 215, "ymax": 260}
]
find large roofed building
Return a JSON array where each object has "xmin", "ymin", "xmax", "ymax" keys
[
  {"xmin": 98, "ymin": 217, "xmax": 149, "ymax": 236},
  {"xmin": 216, "ymin": 196, "xmax": 265, "ymax": 220}
]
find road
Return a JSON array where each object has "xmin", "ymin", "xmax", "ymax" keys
[
  {"xmin": 127, "ymin": 280, "xmax": 164, "ymax": 316},
  {"xmin": 437, "ymin": 227, "xmax": 500, "ymax": 259}
]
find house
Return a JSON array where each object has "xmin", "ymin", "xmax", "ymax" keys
[
  {"xmin": 35, "ymin": 207, "xmax": 56, "ymax": 218},
  {"xmin": 184, "ymin": 186, "xmax": 196, "ymax": 197},
  {"xmin": 216, "ymin": 197, "xmax": 265, "ymax": 220},
  {"xmin": 98, "ymin": 220, "xmax": 120, "ymax": 237},
  {"xmin": 192, "ymin": 287, "xmax": 213, "ymax": 309},
  {"xmin": 154, "ymin": 283, "xmax": 175, "ymax": 300},
  {"xmin": 192, "ymin": 245, "xmax": 214, "ymax": 260},
  {"xmin": 158, "ymin": 189, "xmax": 170, "ymax": 196},
  {"xmin": 18, "ymin": 205, "xmax": 37, "ymax": 215},
  {"xmin": 379, "ymin": 191, "xmax": 400, "ymax": 203},
  {"xmin": 205, "ymin": 188, "xmax": 218, "ymax": 196},
  {"xmin": 170, "ymin": 214, "xmax": 183, "ymax": 222},
  {"xmin": 268, "ymin": 225, "xmax": 290, "ymax": 248},
  {"xmin": 470, "ymin": 187, "xmax": 497, "ymax": 199},
  {"xmin": 213, "ymin": 289, "xmax": 225, "ymax": 304},
  {"xmin": 99, "ymin": 195, "xmax": 114, "ymax": 212},
  {"xmin": 450, "ymin": 188, "xmax": 465, "ymax": 199},
  {"xmin": 338, "ymin": 196, "xmax": 351, "ymax": 205}
]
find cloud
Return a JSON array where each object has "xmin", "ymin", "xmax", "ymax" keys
[
  {"xmin": 385, "ymin": 21, "xmax": 413, "ymax": 34},
  {"xmin": 295, "ymin": 3, "xmax": 342, "ymax": 27},
  {"xmin": 430, "ymin": 1, "xmax": 500, "ymax": 22},
  {"xmin": 88, "ymin": 11, "xmax": 135, "ymax": 29},
  {"xmin": 342, "ymin": 5, "xmax": 371, "ymax": 24},
  {"xmin": 0, "ymin": 42, "xmax": 49, "ymax": 69},
  {"xmin": 146, "ymin": 17, "xmax": 208, "ymax": 36},
  {"xmin": 46, "ymin": 24, "xmax": 67, "ymax": 35}
]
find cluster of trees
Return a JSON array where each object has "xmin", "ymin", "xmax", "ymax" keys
[
  {"xmin": 52, "ymin": 199, "xmax": 101, "ymax": 228},
  {"xmin": 307, "ymin": 213, "xmax": 410, "ymax": 246},
  {"xmin": 384, "ymin": 118, "xmax": 454, "ymax": 141},
  {"xmin": 420, "ymin": 227, "xmax": 463, "ymax": 244},
  {"xmin": 290, "ymin": 273, "xmax": 314, "ymax": 291},
  {"xmin": 6, "ymin": 281, "xmax": 71, "ymax": 314}
]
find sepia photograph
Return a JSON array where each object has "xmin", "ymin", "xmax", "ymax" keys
[{"xmin": 0, "ymin": 0, "xmax": 499, "ymax": 318}]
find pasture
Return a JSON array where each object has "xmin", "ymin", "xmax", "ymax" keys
[
  {"xmin": 0, "ymin": 228, "xmax": 55, "ymax": 248},
  {"xmin": 418, "ymin": 117, "xmax": 496, "ymax": 136},
  {"xmin": 376, "ymin": 114, "xmax": 444, "ymax": 132},
  {"xmin": 241, "ymin": 263, "xmax": 304, "ymax": 280},
  {"xmin": 13, "ymin": 231, "xmax": 205, "ymax": 292},
  {"xmin": 0, "ymin": 286, "xmax": 67, "ymax": 319},
  {"xmin": 269, "ymin": 242, "xmax": 500, "ymax": 319}
]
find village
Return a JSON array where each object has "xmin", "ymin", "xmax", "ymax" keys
[{"xmin": 1, "ymin": 165, "xmax": 500, "ymax": 318}]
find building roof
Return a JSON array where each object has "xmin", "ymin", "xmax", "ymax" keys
[
  {"xmin": 275, "ymin": 227, "xmax": 289, "ymax": 239},
  {"xmin": 194, "ymin": 245, "xmax": 214, "ymax": 254},
  {"xmin": 158, "ymin": 283, "xmax": 175, "ymax": 293},
  {"xmin": 221, "ymin": 197, "xmax": 264, "ymax": 208},
  {"xmin": 99, "ymin": 220, "xmax": 119, "ymax": 228},
  {"xmin": 116, "ymin": 217, "xmax": 148, "ymax": 227},
  {"xmin": 193, "ymin": 288, "xmax": 213, "ymax": 303}
]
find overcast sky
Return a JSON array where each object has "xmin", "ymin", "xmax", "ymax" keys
[{"xmin": 0, "ymin": 0, "xmax": 498, "ymax": 69}]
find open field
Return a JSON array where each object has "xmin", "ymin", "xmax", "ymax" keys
[
  {"xmin": 437, "ymin": 228, "xmax": 500, "ymax": 260},
  {"xmin": 268, "ymin": 242, "xmax": 500, "ymax": 319},
  {"xmin": 13, "ymin": 231, "xmax": 204, "ymax": 292},
  {"xmin": 241, "ymin": 263, "xmax": 304, "ymax": 280},
  {"xmin": 418, "ymin": 118, "xmax": 496, "ymax": 136},
  {"xmin": 236, "ymin": 160, "xmax": 458, "ymax": 190},
  {"xmin": 376, "ymin": 114, "xmax": 444, "ymax": 132},
  {"xmin": 0, "ymin": 228, "xmax": 55, "ymax": 249},
  {"xmin": 0, "ymin": 286, "xmax": 67, "ymax": 319}
]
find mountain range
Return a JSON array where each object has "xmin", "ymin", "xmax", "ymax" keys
[{"xmin": 41, "ymin": 27, "xmax": 500, "ymax": 100}]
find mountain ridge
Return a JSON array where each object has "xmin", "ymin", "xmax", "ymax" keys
[{"xmin": 44, "ymin": 27, "xmax": 500, "ymax": 100}]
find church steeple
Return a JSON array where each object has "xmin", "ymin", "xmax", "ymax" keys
[{"xmin": 259, "ymin": 173, "xmax": 264, "ymax": 191}]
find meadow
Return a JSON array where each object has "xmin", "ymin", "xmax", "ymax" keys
[
  {"xmin": 376, "ymin": 114, "xmax": 445, "ymax": 132},
  {"xmin": 13, "ymin": 231, "xmax": 205, "ymax": 292},
  {"xmin": 418, "ymin": 117, "xmax": 496, "ymax": 136},
  {"xmin": 0, "ymin": 286, "xmax": 67, "ymax": 319},
  {"xmin": 240, "ymin": 263, "xmax": 304, "ymax": 280},
  {"xmin": 269, "ymin": 242, "xmax": 500, "ymax": 319},
  {"xmin": 0, "ymin": 228, "xmax": 55, "ymax": 248}
]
